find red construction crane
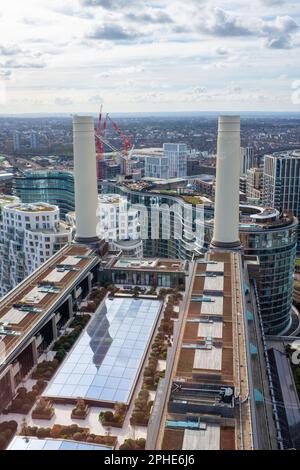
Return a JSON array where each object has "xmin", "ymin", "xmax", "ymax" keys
[
  {"xmin": 95, "ymin": 105, "xmax": 108, "ymax": 179},
  {"xmin": 95, "ymin": 109, "xmax": 134, "ymax": 178},
  {"xmin": 107, "ymin": 114, "xmax": 132, "ymax": 175}
]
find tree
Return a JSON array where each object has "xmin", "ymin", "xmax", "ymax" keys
[{"xmin": 101, "ymin": 411, "xmax": 114, "ymax": 423}]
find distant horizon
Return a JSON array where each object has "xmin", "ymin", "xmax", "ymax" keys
[{"xmin": 1, "ymin": 110, "xmax": 300, "ymax": 119}]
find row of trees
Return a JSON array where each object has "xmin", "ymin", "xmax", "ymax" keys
[
  {"xmin": 5, "ymin": 381, "xmax": 47, "ymax": 415},
  {"xmin": 84, "ymin": 287, "xmax": 107, "ymax": 312},
  {"xmin": 130, "ymin": 390, "xmax": 153, "ymax": 427},
  {"xmin": 20, "ymin": 423, "xmax": 117, "ymax": 447},
  {"xmin": 129, "ymin": 289, "xmax": 182, "ymax": 425}
]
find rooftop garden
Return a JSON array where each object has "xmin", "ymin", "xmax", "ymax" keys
[
  {"xmin": 15, "ymin": 204, "xmax": 56, "ymax": 212},
  {"xmin": 82, "ymin": 287, "xmax": 107, "ymax": 312},
  {"xmin": 154, "ymin": 190, "xmax": 177, "ymax": 196},
  {"xmin": 181, "ymin": 195, "xmax": 204, "ymax": 205},
  {"xmin": 129, "ymin": 288, "xmax": 181, "ymax": 426},
  {"xmin": 0, "ymin": 196, "xmax": 17, "ymax": 203}
]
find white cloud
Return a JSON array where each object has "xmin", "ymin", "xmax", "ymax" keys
[
  {"xmin": 197, "ymin": 7, "xmax": 253, "ymax": 37},
  {"xmin": 0, "ymin": 0, "xmax": 298, "ymax": 113}
]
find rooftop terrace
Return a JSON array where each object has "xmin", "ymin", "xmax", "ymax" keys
[
  {"xmin": 111, "ymin": 257, "xmax": 187, "ymax": 273},
  {"xmin": 157, "ymin": 251, "xmax": 253, "ymax": 451},
  {"xmin": 0, "ymin": 244, "xmax": 99, "ymax": 369},
  {"xmin": 5, "ymin": 203, "xmax": 58, "ymax": 213}
]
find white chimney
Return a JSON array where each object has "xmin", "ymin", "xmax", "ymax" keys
[
  {"xmin": 211, "ymin": 116, "xmax": 241, "ymax": 249},
  {"xmin": 73, "ymin": 115, "xmax": 100, "ymax": 244}
]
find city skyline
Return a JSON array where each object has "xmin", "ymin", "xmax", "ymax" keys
[{"xmin": 0, "ymin": 0, "xmax": 300, "ymax": 113}]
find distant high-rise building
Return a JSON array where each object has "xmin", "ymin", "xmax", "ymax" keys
[
  {"xmin": 144, "ymin": 143, "xmax": 188, "ymax": 179},
  {"xmin": 30, "ymin": 130, "xmax": 38, "ymax": 149},
  {"xmin": 163, "ymin": 143, "xmax": 188, "ymax": 178},
  {"xmin": 13, "ymin": 131, "xmax": 21, "ymax": 152},
  {"xmin": 145, "ymin": 153, "xmax": 169, "ymax": 179},
  {"xmin": 15, "ymin": 171, "xmax": 75, "ymax": 219},
  {"xmin": 0, "ymin": 202, "xmax": 72, "ymax": 295},
  {"xmin": 240, "ymin": 176, "xmax": 247, "ymax": 197},
  {"xmin": 263, "ymin": 150, "xmax": 300, "ymax": 254},
  {"xmin": 246, "ymin": 167, "xmax": 263, "ymax": 203},
  {"xmin": 240, "ymin": 146, "xmax": 255, "ymax": 176}
]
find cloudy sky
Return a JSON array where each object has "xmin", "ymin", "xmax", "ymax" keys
[{"xmin": 0, "ymin": 0, "xmax": 299, "ymax": 113}]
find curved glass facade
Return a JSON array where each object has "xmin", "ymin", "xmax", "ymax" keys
[
  {"xmin": 102, "ymin": 181, "xmax": 204, "ymax": 260},
  {"xmin": 15, "ymin": 171, "xmax": 75, "ymax": 219},
  {"xmin": 240, "ymin": 227, "xmax": 297, "ymax": 334},
  {"xmin": 102, "ymin": 181, "xmax": 298, "ymax": 335}
]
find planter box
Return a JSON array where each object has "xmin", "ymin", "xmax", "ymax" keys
[
  {"xmin": 129, "ymin": 418, "xmax": 149, "ymax": 427},
  {"xmin": 100, "ymin": 419, "xmax": 124, "ymax": 429},
  {"xmin": 32, "ymin": 409, "xmax": 55, "ymax": 420},
  {"xmin": 71, "ymin": 406, "xmax": 89, "ymax": 420}
]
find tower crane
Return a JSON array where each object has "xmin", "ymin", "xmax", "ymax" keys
[
  {"xmin": 94, "ymin": 110, "xmax": 135, "ymax": 178},
  {"xmin": 106, "ymin": 114, "xmax": 133, "ymax": 175}
]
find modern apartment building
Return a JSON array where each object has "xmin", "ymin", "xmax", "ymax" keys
[
  {"xmin": 240, "ymin": 146, "xmax": 255, "ymax": 176},
  {"xmin": 13, "ymin": 131, "xmax": 21, "ymax": 152},
  {"xmin": 102, "ymin": 181, "xmax": 297, "ymax": 335},
  {"xmin": 30, "ymin": 130, "xmax": 38, "ymax": 149},
  {"xmin": 15, "ymin": 171, "xmax": 75, "ymax": 219},
  {"xmin": 145, "ymin": 143, "xmax": 188, "ymax": 179},
  {"xmin": 246, "ymin": 167, "xmax": 263, "ymax": 203},
  {"xmin": 67, "ymin": 194, "xmax": 143, "ymax": 258},
  {"xmin": 263, "ymin": 150, "xmax": 300, "ymax": 255},
  {"xmin": 163, "ymin": 143, "xmax": 188, "ymax": 178},
  {"xmin": 0, "ymin": 202, "xmax": 72, "ymax": 295}
]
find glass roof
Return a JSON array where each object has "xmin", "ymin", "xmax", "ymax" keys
[
  {"xmin": 44, "ymin": 298, "xmax": 161, "ymax": 404},
  {"xmin": 8, "ymin": 437, "xmax": 112, "ymax": 451}
]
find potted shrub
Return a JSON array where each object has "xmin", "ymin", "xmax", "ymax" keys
[
  {"xmin": 32, "ymin": 398, "xmax": 54, "ymax": 420},
  {"xmin": 71, "ymin": 399, "xmax": 89, "ymax": 419}
]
